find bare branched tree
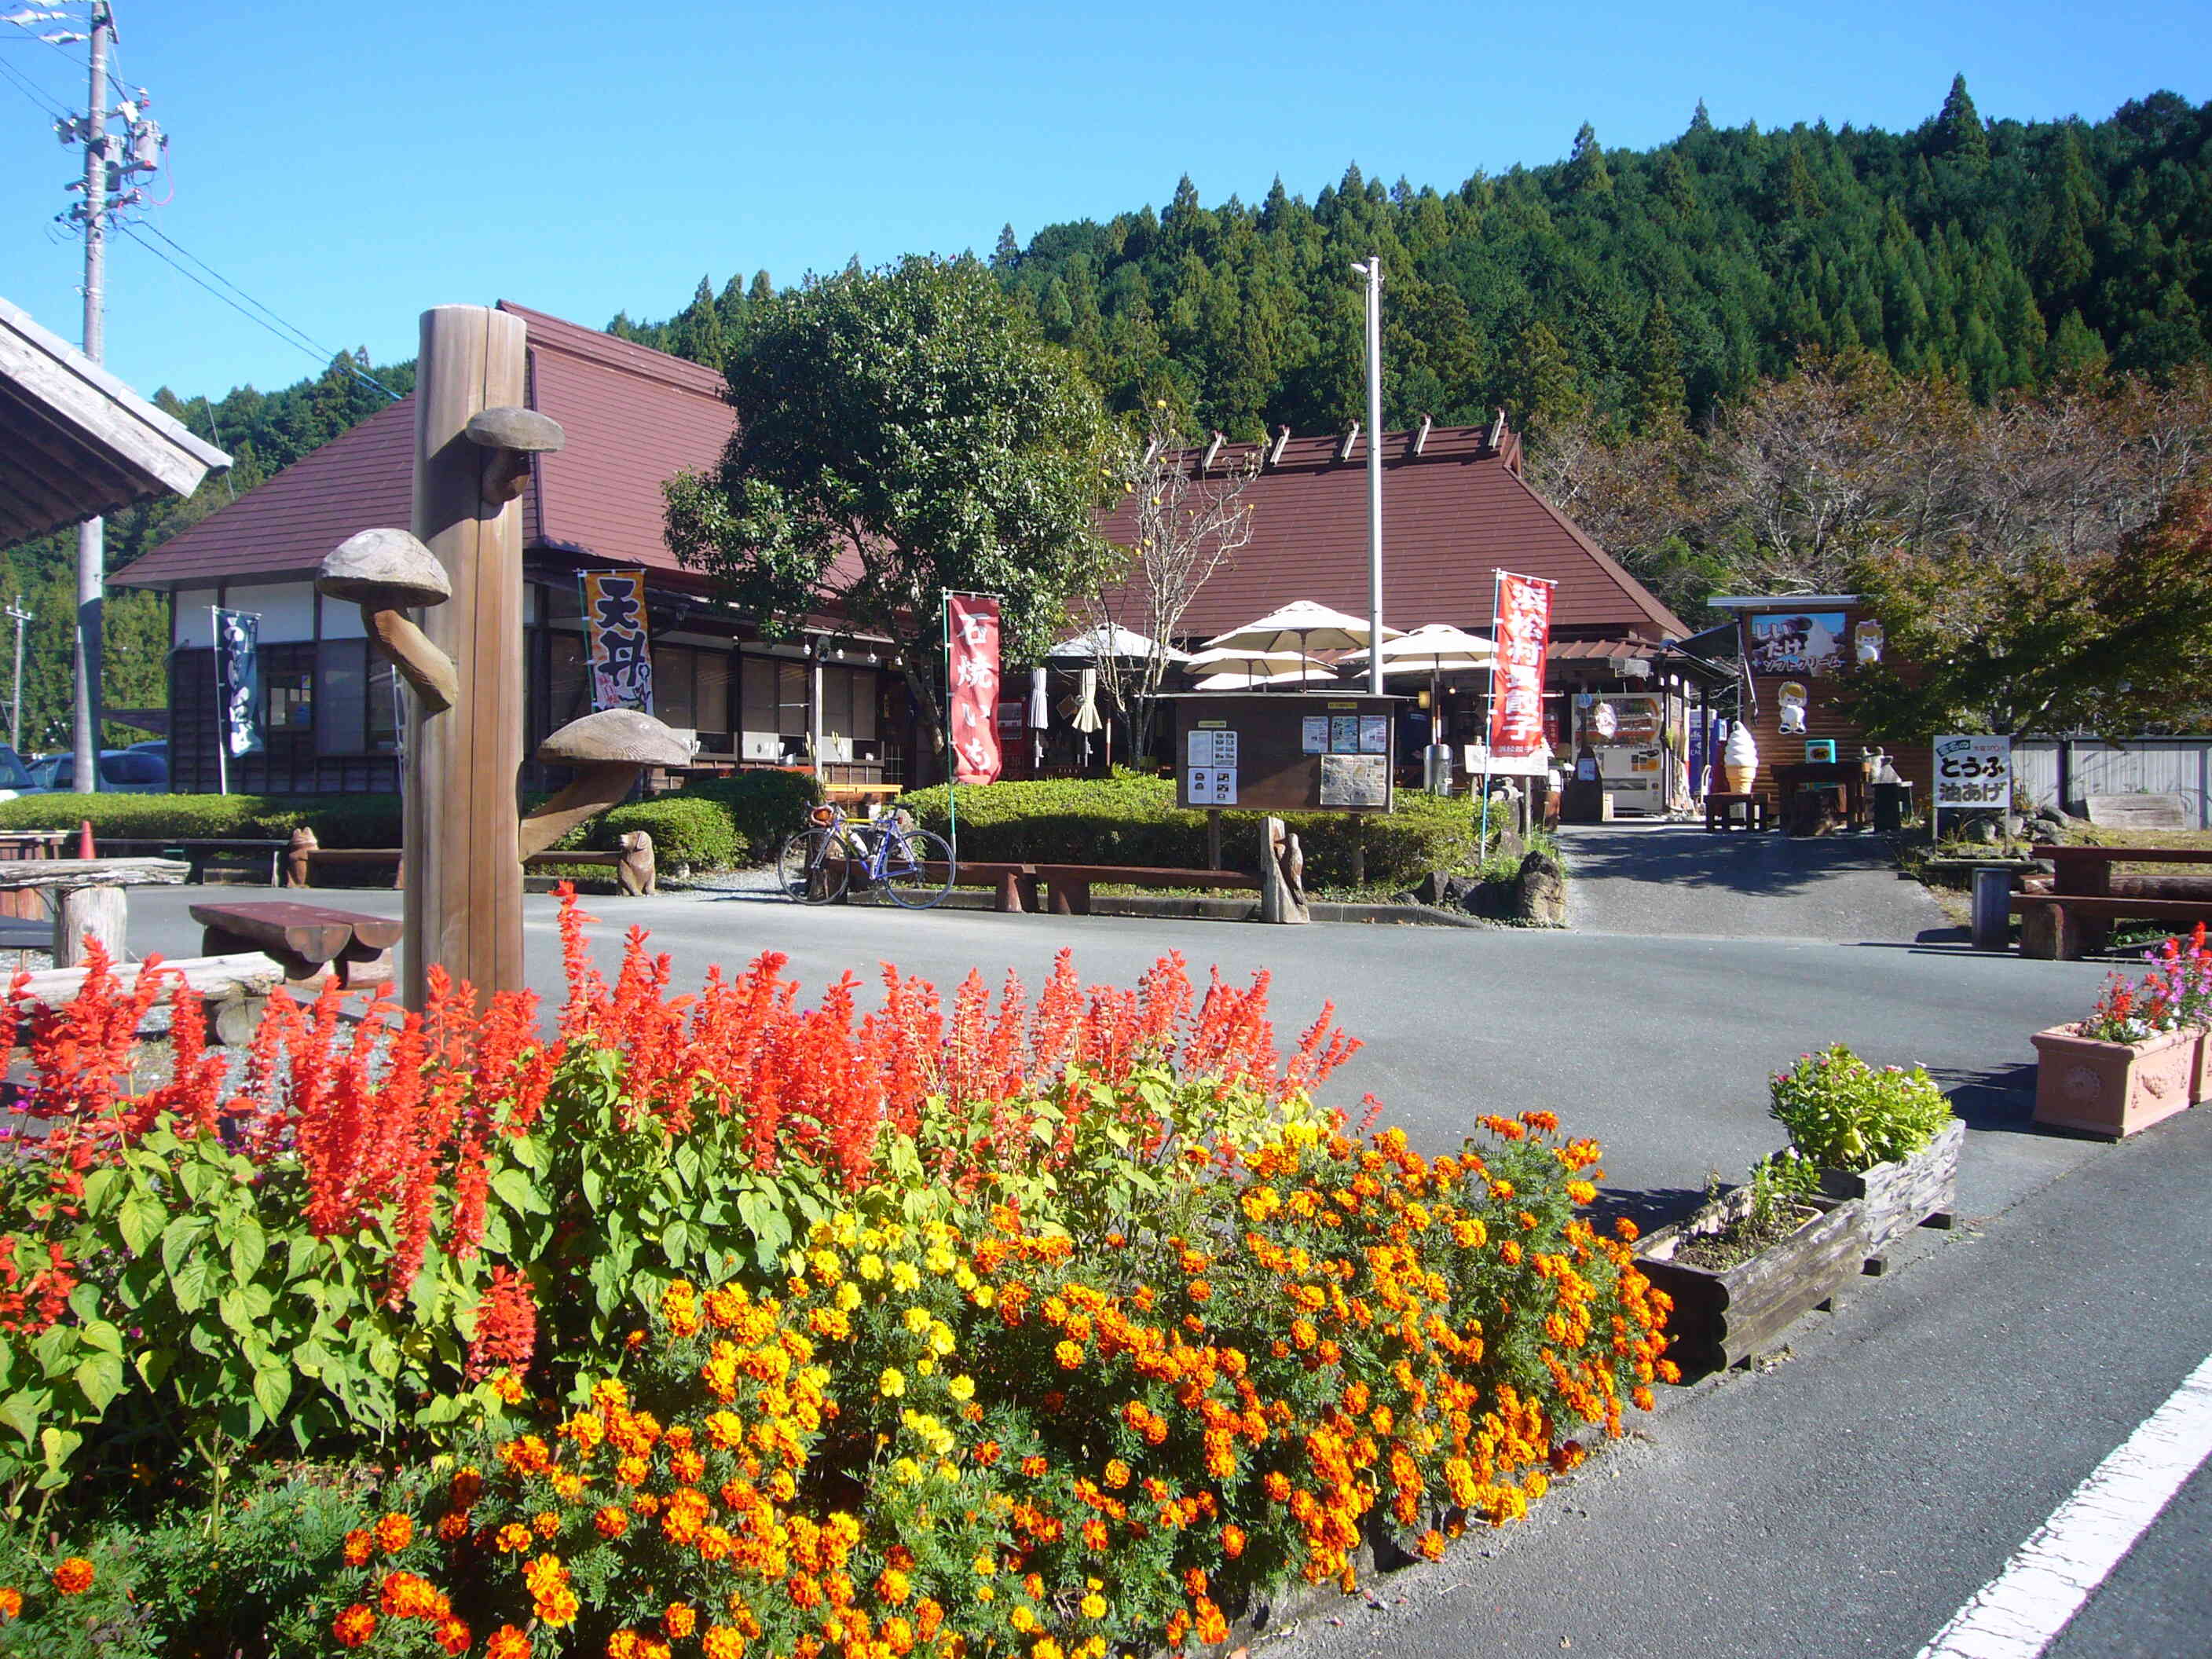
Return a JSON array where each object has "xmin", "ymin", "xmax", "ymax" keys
[{"xmin": 1083, "ymin": 419, "xmax": 1262, "ymax": 763}]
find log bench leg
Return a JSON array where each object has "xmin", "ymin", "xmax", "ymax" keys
[
  {"xmin": 201, "ymin": 923, "xmax": 323, "ymax": 989},
  {"xmin": 333, "ymin": 940, "xmax": 394, "ymax": 991},
  {"xmin": 1016, "ymin": 873, "xmax": 1039, "ymax": 912},
  {"xmin": 53, "ymin": 887, "xmax": 126, "ymax": 969},
  {"xmin": 994, "ymin": 873, "xmax": 1027, "ymax": 914},
  {"xmin": 1920, "ymin": 1210, "xmax": 1955, "ymax": 1231},
  {"xmin": 1049, "ymin": 880, "xmax": 1093, "ymax": 917}
]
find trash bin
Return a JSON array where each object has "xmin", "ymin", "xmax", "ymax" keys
[
  {"xmin": 1971, "ymin": 866, "xmax": 2012, "ymax": 952},
  {"xmin": 1873, "ymin": 781, "xmax": 1914, "ymax": 832},
  {"xmin": 1423, "ymin": 743, "xmax": 1454, "ymax": 795}
]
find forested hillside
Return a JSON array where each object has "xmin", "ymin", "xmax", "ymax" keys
[{"xmin": 621, "ymin": 78, "xmax": 2212, "ymax": 442}]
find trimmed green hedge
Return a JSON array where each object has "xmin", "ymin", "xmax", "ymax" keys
[
  {"xmin": 897, "ymin": 775, "xmax": 1482, "ymax": 889},
  {"xmin": 590, "ymin": 797, "xmax": 743, "ymax": 872},
  {"xmin": 665, "ymin": 769, "xmax": 822, "ymax": 851},
  {"xmin": 0, "ymin": 793, "xmax": 401, "ymax": 848}
]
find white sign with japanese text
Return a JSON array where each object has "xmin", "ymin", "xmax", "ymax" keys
[{"xmin": 1933, "ymin": 734, "xmax": 2012, "ymax": 817}]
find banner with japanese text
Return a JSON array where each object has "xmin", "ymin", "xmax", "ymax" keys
[
  {"xmin": 947, "ymin": 593, "xmax": 1003, "ymax": 786},
  {"xmin": 580, "ymin": 569, "xmax": 654, "ymax": 713},
  {"xmin": 214, "ymin": 609, "xmax": 264, "ymax": 759},
  {"xmin": 1487, "ymin": 571, "xmax": 1555, "ymax": 757}
]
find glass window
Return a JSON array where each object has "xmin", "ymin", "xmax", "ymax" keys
[
  {"xmin": 776, "ymin": 661, "xmax": 808, "ymax": 738},
  {"xmin": 695, "ymin": 651, "xmax": 731, "ymax": 734},
  {"xmin": 655, "ymin": 645, "xmax": 697, "ymax": 730},
  {"xmin": 317, "ymin": 639, "xmax": 366, "ymax": 755},
  {"xmin": 265, "ymin": 668, "xmax": 313, "ymax": 734}
]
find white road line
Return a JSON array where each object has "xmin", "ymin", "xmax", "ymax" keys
[{"xmin": 1917, "ymin": 1349, "xmax": 2212, "ymax": 1659}]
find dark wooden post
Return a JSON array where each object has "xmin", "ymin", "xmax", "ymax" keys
[{"xmin": 404, "ymin": 306, "xmax": 526, "ymax": 1010}]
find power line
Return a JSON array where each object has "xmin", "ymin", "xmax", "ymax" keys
[
  {"xmin": 117, "ymin": 222, "xmax": 404, "ymax": 401},
  {"xmin": 0, "ymin": 51, "xmax": 67, "ymax": 118}
]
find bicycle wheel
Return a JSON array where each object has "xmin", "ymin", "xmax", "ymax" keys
[
  {"xmin": 879, "ymin": 829, "xmax": 955, "ymax": 910},
  {"xmin": 775, "ymin": 827, "xmax": 851, "ymax": 904}
]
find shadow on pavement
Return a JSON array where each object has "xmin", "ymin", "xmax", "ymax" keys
[
  {"xmin": 1591, "ymin": 1184, "xmax": 1716, "ymax": 1237},
  {"xmin": 1928, "ymin": 1060, "xmax": 2042, "ymax": 1135},
  {"xmin": 1562, "ymin": 825, "xmax": 1910, "ymax": 900}
]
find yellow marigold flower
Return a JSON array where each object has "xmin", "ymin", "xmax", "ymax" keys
[
  {"xmin": 702, "ymin": 1628, "xmax": 744, "ymax": 1659},
  {"xmin": 663, "ymin": 1604, "xmax": 698, "ymax": 1639},
  {"xmin": 880, "ymin": 1368, "xmax": 905, "ymax": 1398},
  {"xmin": 972, "ymin": 1551, "xmax": 996, "ymax": 1576},
  {"xmin": 948, "ymin": 1374, "xmax": 976, "ymax": 1401},
  {"xmin": 903, "ymin": 1306, "xmax": 933, "ymax": 1335},
  {"xmin": 954, "ymin": 1265, "xmax": 979, "ymax": 1291},
  {"xmin": 858, "ymin": 1254, "xmax": 885, "ymax": 1282},
  {"xmin": 1054, "ymin": 1339, "xmax": 1083, "ymax": 1369},
  {"xmin": 833, "ymin": 1280, "xmax": 862, "ymax": 1313},
  {"xmin": 892, "ymin": 1457, "xmax": 921, "ymax": 1485},
  {"xmin": 930, "ymin": 1323, "xmax": 955, "ymax": 1355},
  {"xmin": 891, "ymin": 1261, "xmax": 922, "ymax": 1292},
  {"xmin": 973, "ymin": 1284, "xmax": 997, "ymax": 1308},
  {"xmin": 1080, "ymin": 1592, "xmax": 1108, "ymax": 1619}
]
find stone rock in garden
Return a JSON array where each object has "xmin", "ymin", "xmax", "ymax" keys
[
  {"xmin": 1459, "ymin": 877, "xmax": 1510, "ymax": 917},
  {"xmin": 1491, "ymin": 827, "xmax": 1525, "ymax": 863},
  {"xmin": 1963, "ymin": 815, "xmax": 2000, "ymax": 844},
  {"xmin": 1515, "ymin": 851, "xmax": 1567, "ymax": 926},
  {"xmin": 1410, "ymin": 870, "xmax": 1453, "ymax": 907},
  {"xmin": 1440, "ymin": 875, "xmax": 1480, "ymax": 910},
  {"xmin": 1392, "ymin": 889, "xmax": 1423, "ymax": 906}
]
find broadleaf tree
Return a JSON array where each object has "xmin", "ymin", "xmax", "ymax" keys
[{"xmin": 662, "ymin": 255, "xmax": 1125, "ymax": 774}]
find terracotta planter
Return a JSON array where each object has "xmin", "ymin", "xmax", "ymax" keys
[
  {"xmin": 1807, "ymin": 1117, "xmax": 1964, "ymax": 1276},
  {"xmin": 2031, "ymin": 1024, "xmax": 2203, "ymax": 1140},
  {"xmin": 1637, "ymin": 1190, "xmax": 1867, "ymax": 1375}
]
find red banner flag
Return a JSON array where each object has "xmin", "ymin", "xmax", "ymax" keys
[
  {"xmin": 1488, "ymin": 571, "xmax": 1555, "ymax": 758},
  {"xmin": 947, "ymin": 594, "xmax": 1004, "ymax": 786}
]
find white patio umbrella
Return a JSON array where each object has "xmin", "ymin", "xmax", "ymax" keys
[
  {"xmin": 1046, "ymin": 623, "xmax": 1188, "ymax": 663},
  {"xmin": 1202, "ymin": 599, "xmax": 1406, "ymax": 659},
  {"xmin": 1068, "ymin": 667, "xmax": 1105, "ymax": 766},
  {"xmin": 1338, "ymin": 623, "xmax": 1498, "ymax": 745},
  {"xmin": 1192, "ymin": 666, "xmax": 1340, "ymax": 690}
]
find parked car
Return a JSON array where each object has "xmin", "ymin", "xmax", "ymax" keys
[
  {"xmin": 23, "ymin": 753, "xmax": 64, "ymax": 789},
  {"xmin": 25, "ymin": 749, "xmax": 170, "ymax": 793},
  {"xmin": 0, "ymin": 746, "xmax": 32, "ymax": 801}
]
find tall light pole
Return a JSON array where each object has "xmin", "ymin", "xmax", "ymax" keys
[{"xmin": 1352, "ymin": 257, "xmax": 1384, "ymax": 694}]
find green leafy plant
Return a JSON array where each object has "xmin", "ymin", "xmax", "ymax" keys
[
  {"xmin": 1768, "ymin": 1044, "xmax": 1954, "ymax": 1171},
  {"xmin": 589, "ymin": 796, "xmax": 742, "ymax": 872}
]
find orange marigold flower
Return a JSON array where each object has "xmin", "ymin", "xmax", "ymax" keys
[
  {"xmin": 343, "ymin": 1528, "xmax": 375, "ymax": 1566},
  {"xmin": 1263, "ymin": 1470, "xmax": 1292, "ymax": 1502},
  {"xmin": 1632, "ymin": 1386, "xmax": 1656, "ymax": 1412},
  {"xmin": 664, "ymin": 1603, "xmax": 698, "ymax": 1639},
  {"xmin": 495, "ymin": 1522, "xmax": 534, "ymax": 1553},
  {"xmin": 1183, "ymin": 1566, "xmax": 1208, "ymax": 1598},
  {"xmin": 487, "ymin": 1624, "xmax": 533, "ymax": 1659},
  {"xmin": 1053, "ymin": 1339, "xmax": 1082, "ymax": 1370},
  {"xmin": 595, "ymin": 1505, "xmax": 631, "ymax": 1538},
  {"xmin": 703, "ymin": 1628, "xmax": 745, "ymax": 1659},
  {"xmin": 50, "ymin": 1558, "xmax": 93, "ymax": 1596},
  {"xmin": 973, "ymin": 1440, "xmax": 1003, "ymax": 1466},
  {"xmin": 333, "ymin": 1604, "xmax": 377, "ymax": 1648},
  {"xmin": 1418, "ymin": 1529, "xmax": 1446, "ymax": 1561},
  {"xmin": 436, "ymin": 1617, "xmax": 472, "ymax": 1656},
  {"xmin": 375, "ymin": 1511, "xmax": 415, "ymax": 1554},
  {"xmin": 877, "ymin": 1567, "xmax": 911, "ymax": 1605},
  {"xmin": 437, "ymin": 1509, "xmax": 471, "ymax": 1543},
  {"xmin": 1103, "ymin": 1458, "xmax": 1130, "ymax": 1489},
  {"xmin": 1020, "ymin": 1454, "xmax": 1048, "ymax": 1478},
  {"xmin": 1221, "ymin": 1525, "xmax": 1247, "ymax": 1559},
  {"xmin": 534, "ymin": 1585, "xmax": 580, "ymax": 1628},
  {"xmin": 0, "ymin": 1588, "xmax": 20, "ymax": 1620},
  {"xmin": 1613, "ymin": 1217, "xmax": 1640, "ymax": 1243}
]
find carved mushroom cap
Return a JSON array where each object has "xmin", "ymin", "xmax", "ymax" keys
[
  {"xmin": 537, "ymin": 708, "xmax": 693, "ymax": 768},
  {"xmin": 466, "ymin": 406, "xmax": 566, "ymax": 454},
  {"xmin": 318, "ymin": 528, "xmax": 452, "ymax": 609}
]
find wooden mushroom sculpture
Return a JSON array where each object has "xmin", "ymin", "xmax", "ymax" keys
[
  {"xmin": 466, "ymin": 405, "xmax": 566, "ymax": 504},
  {"xmin": 318, "ymin": 528, "xmax": 458, "ymax": 712},
  {"xmin": 518, "ymin": 708, "xmax": 693, "ymax": 859}
]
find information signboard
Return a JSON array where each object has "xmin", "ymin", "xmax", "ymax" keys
[
  {"xmin": 1932, "ymin": 734, "xmax": 2012, "ymax": 831},
  {"xmin": 1167, "ymin": 694, "xmax": 1399, "ymax": 813}
]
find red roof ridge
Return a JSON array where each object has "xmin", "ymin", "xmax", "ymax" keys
[
  {"xmin": 496, "ymin": 300, "xmax": 731, "ymax": 401},
  {"xmin": 1150, "ymin": 420, "xmax": 1502, "ymax": 478}
]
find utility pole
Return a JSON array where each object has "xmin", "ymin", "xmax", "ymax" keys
[
  {"xmin": 1352, "ymin": 256, "xmax": 1385, "ymax": 694},
  {"xmin": 66, "ymin": 2, "xmax": 116, "ymax": 791},
  {"xmin": 5, "ymin": 600, "xmax": 30, "ymax": 753}
]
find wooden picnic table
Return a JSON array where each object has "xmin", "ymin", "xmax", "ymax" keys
[
  {"xmin": 0, "ymin": 855, "xmax": 189, "ymax": 966},
  {"xmin": 2020, "ymin": 844, "xmax": 2212, "ymax": 958}
]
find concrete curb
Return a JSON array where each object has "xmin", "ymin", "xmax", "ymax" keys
[{"xmin": 851, "ymin": 890, "xmax": 1492, "ymax": 927}]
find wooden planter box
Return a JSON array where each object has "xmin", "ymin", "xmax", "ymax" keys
[
  {"xmin": 1637, "ymin": 1190, "xmax": 1868, "ymax": 1375},
  {"xmin": 1808, "ymin": 1117, "xmax": 1964, "ymax": 1276},
  {"xmin": 2031, "ymin": 1024, "xmax": 2203, "ymax": 1140}
]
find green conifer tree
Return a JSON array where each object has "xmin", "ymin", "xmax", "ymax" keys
[
  {"xmin": 1630, "ymin": 296, "xmax": 1688, "ymax": 431},
  {"xmin": 1566, "ymin": 123, "xmax": 1613, "ymax": 196},
  {"xmin": 991, "ymin": 224, "xmax": 1020, "ymax": 271},
  {"xmin": 1936, "ymin": 74, "xmax": 1990, "ymax": 168}
]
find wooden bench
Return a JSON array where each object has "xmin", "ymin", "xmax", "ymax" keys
[
  {"xmin": 2009, "ymin": 892, "xmax": 2212, "ymax": 961},
  {"xmin": 1031, "ymin": 864, "xmax": 1261, "ymax": 917},
  {"xmin": 911, "ymin": 862, "xmax": 1260, "ymax": 914},
  {"xmin": 98, "ymin": 837, "xmax": 287, "ymax": 884},
  {"xmin": 1705, "ymin": 793, "xmax": 1771, "ymax": 833},
  {"xmin": 190, "ymin": 900, "xmax": 402, "ymax": 990},
  {"xmin": 289, "ymin": 844, "xmax": 656, "ymax": 895},
  {"xmin": 9, "ymin": 951, "xmax": 286, "ymax": 1046}
]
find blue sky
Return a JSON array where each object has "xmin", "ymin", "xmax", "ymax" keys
[{"xmin": 1, "ymin": 0, "xmax": 2205, "ymax": 406}]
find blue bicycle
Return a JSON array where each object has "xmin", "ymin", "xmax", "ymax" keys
[{"xmin": 775, "ymin": 803, "xmax": 956, "ymax": 908}]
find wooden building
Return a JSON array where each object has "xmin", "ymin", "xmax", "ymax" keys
[
  {"xmin": 114, "ymin": 303, "xmax": 915, "ymax": 796},
  {"xmin": 1708, "ymin": 595, "xmax": 1932, "ymax": 803}
]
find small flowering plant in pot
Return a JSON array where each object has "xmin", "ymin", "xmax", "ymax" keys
[
  {"xmin": 1635, "ymin": 1155, "xmax": 1870, "ymax": 1376},
  {"xmin": 2031, "ymin": 927, "xmax": 2212, "ymax": 1140},
  {"xmin": 1769, "ymin": 1045, "xmax": 1961, "ymax": 1273}
]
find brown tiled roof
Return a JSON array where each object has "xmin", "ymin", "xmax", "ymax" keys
[
  {"xmin": 1098, "ymin": 423, "xmax": 1688, "ymax": 643},
  {"xmin": 115, "ymin": 301, "xmax": 738, "ymax": 591}
]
